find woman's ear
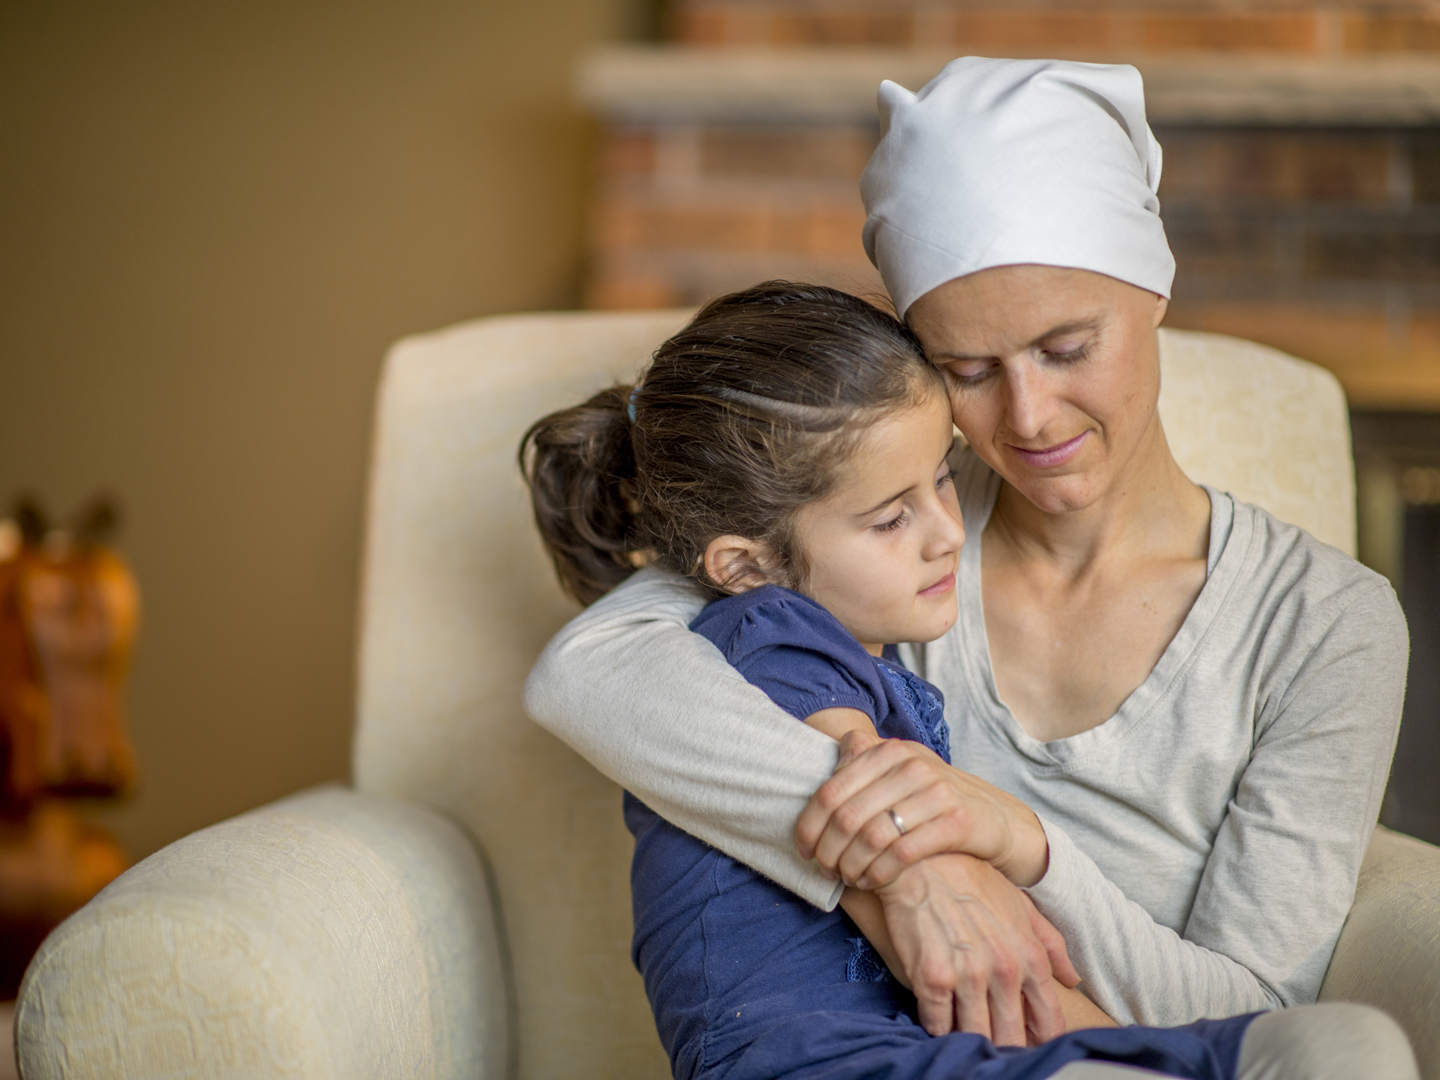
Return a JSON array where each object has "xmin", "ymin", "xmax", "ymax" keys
[
  {"xmin": 703, "ymin": 534, "xmax": 781, "ymax": 594},
  {"xmin": 1152, "ymin": 293, "xmax": 1169, "ymax": 329}
]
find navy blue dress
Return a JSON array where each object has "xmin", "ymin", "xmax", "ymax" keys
[{"xmin": 625, "ymin": 585, "xmax": 1256, "ymax": 1080}]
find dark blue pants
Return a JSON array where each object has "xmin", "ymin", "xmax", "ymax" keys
[{"xmin": 712, "ymin": 1010, "xmax": 1260, "ymax": 1080}]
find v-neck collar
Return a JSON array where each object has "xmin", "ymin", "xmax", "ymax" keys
[{"xmin": 954, "ymin": 480, "xmax": 1250, "ymax": 769}]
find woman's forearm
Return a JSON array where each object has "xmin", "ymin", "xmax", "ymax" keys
[
  {"xmin": 523, "ymin": 566, "xmax": 845, "ymax": 909},
  {"xmin": 1025, "ymin": 816, "xmax": 1281, "ymax": 1025}
]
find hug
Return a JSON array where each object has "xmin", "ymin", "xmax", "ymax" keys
[{"xmin": 523, "ymin": 57, "xmax": 1416, "ymax": 1080}]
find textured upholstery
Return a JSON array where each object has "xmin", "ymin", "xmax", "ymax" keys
[
  {"xmin": 15, "ymin": 788, "xmax": 508, "ymax": 1080},
  {"xmin": 1321, "ymin": 826, "xmax": 1440, "ymax": 1077},
  {"xmin": 14, "ymin": 311, "xmax": 1435, "ymax": 1080},
  {"xmin": 355, "ymin": 310, "xmax": 694, "ymax": 1080},
  {"xmin": 1156, "ymin": 329, "xmax": 1355, "ymax": 556}
]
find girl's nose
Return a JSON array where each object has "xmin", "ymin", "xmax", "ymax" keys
[{"xmin": 923, "ymin": 499, "xmax": 966, "ymax": 559}]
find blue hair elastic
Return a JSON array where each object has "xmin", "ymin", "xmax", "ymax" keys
[{"xmin": 627, "ymin": 386, "xmax": 639, "ymax": 424}]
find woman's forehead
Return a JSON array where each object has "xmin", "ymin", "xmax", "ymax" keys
[{"xmin": 907, "ymin": 266, "xmax": 1124, "ymax": 352}]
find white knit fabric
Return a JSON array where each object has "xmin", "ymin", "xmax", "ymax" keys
[{"xmin": 861, "ymin": 57, "xmax": 1175, "ymax": 316}]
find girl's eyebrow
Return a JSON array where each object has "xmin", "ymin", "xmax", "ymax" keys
[
  {"xmin": 853, "ymin": 446, "xmax": 953, "ymax": 519},
  {"xmin": 931, "ymin": 318, "xmax": 1100, "ymax": 362},
  {"xmin": 854, "ymin": 485, "xmax": 914, "ymax": 519}
]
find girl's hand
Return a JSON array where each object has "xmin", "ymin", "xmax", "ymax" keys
[
  {"xmin": 872, "ymin": 853, "xmax": 1076, "ymax": 1044},
  {"xmin": 796, "ymin": 729, "xmax": 1051, "ymax": 890},
  {"xmin": 1052, "ymin": 979, "xmax": 1117, "ymax": 1036}
]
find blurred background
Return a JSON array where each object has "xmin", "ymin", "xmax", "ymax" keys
[
  {"xmin": 0, "ymin": 0, "xmax": 659, "ymax": 867},
  {"xmin": 1, "ymin": 0, "xmax": 1437, "ymax": 894}
]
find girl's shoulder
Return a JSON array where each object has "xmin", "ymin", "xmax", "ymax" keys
[
  {"xmin": 689, "ymin": 586, "xmax": 892, "ymax": 724},
  {"xmin": 690, "ymin": 585, "xmax": 866, "ymax": 668}
]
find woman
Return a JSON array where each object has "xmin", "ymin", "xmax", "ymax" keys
[{"xmin": 524, "ymin": 57, "xmax": 1413, "ymax": 1074}]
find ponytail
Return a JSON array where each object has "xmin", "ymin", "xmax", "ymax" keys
[{"xmin": 519, "ymin": 385, "xmax": 640, "ymax": 605}]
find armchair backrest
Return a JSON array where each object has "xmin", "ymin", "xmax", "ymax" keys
[{"xmin": 353, "ymin": 314, "xmax": 1354, "ymax": 1080}]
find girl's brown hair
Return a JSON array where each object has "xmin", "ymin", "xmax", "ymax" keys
[{"xmin": 520, "ymin": 281, "xmax": 942, "ymax": 605}]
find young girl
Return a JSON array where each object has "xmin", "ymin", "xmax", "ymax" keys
[{"xmin": 521, "ymin": 282, "xmax": 1258, "ymax": 1080}]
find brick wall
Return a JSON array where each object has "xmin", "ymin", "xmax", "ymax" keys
[
  {"xmin": 671, "ymin": 1, "xmax": 1440, "ymax": 56},
  {"xmin": 588, "ymin": 124, "xmax": 879, "ymax": 310},
  {"xmin": 1160, "ymin": 127, "xmax": 1440, "ymax": 405},
  {"xmin": 582, "ymin": 3, "xmax": 1440, "ymax": 408}
]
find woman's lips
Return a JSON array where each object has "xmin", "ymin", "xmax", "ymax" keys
[
  {"xmin": 1008, "ymin": 431, "xmax": 1088, "ymax": 469},
  {"xmin": 918, "ymin": 572, "xmax": 955, "ymax": 598}
]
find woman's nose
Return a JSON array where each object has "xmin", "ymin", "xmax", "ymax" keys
[{"xmin": 1002, "ymin": 360, "xmax": 1056, "ymax": 440}]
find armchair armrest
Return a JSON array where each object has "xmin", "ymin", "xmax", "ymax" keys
[
  {"xmin": 1321, "ymin": 825, "xmax": 1440, "ymax": 1079},
  {"xmin": 14, "ymin": 787, "xmax": 511, "ymax": 1080}
]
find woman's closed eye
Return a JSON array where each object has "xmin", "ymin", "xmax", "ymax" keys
[
  {"xmin": 943, "ymin": 362, "xmax": 992, "ymax": 389},
  {"xmin": 1043, "ymin": 341, "xmax": 1092, "ymax": 364}
]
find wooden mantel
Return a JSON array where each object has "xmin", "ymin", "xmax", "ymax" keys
[{"xmin": 579, "ymin": 47, "xmax": 1440, "ymax": 127}]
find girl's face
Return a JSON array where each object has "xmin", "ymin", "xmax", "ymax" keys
[
  {"xmin": 791, "ymin": 386, "xmax": 965, "ymax": 655},
  {"xmin": 906, "ymin": 265, "xmax": 1169, "ymax": 516}
]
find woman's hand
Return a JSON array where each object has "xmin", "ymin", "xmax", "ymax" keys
[
  {"xmin": 842, "ymin": 869, "xmax": 1098, "ymax": 1046},
  {"xmin": 796, "ymin": 729, "xmax": 1050, "ymax": 890},
  {"xmin": 873, "ymin": 853, "xmax": 1079, "ymax": 1044}
]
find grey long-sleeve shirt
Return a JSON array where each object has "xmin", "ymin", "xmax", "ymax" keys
[{"xmin": 523, "ymin": 449, "xmax": 1408, "ymax": 1026}]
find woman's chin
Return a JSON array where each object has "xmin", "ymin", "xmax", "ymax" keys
[{"xmin": 1006, "ymin": 472, "xmax": 1106, "ymax": 516}]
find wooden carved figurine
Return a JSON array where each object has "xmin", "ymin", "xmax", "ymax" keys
[{"xmin": 0, "ymin": 496, "xmax": 138, "ymax": 997}]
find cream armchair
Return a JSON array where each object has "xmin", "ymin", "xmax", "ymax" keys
[{"xmin": 14, "ymin": 313, "xmax": 1440, "ymax": 1080}]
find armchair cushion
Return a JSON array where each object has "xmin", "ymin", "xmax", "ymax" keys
[
  {"xmin": 14, "ymin": 787, "xmax": 509, "ymax": 1080},
  {"xmin": 1321, "ymin": 826, "xmax": 1440, "ymax": 1078}
]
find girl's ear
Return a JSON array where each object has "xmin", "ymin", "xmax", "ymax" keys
[{"xmin": 704, "ymin": 534, "xmax": 782, "ymax": 594}]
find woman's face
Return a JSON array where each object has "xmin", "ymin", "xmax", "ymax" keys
[{"xmin": 906, "ymin": 265, "xmax": 1168, "ymax": 516}]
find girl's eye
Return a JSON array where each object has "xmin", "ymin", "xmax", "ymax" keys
[
  {"xmin": 874, "ymin": 512, "xmax": 907, "ymax": 534},
  {"xmin": 937, "ymin": 468, "xmax": 956, "ymax": 490}
]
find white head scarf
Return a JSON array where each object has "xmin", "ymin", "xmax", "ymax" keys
[{"xmin": 861, "ymin": 57, "xmax": 1175, "ymax": 318}]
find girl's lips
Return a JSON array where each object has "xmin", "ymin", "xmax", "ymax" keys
[
  {"xmin": 918, "ymin": 572, "xmax": 955, "ymax": 598},
  {"xmin": 1008, "ymin": 430, "xmax": 1088, "ymax": 469}
]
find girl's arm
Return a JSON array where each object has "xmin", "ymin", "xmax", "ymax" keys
[{"xmin": 803, "ymin": 706, "xmax": 879, "ymax": 743}]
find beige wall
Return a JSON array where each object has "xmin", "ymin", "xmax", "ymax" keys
[{"xmin": 0, "ymin": 0, "xmax": 646, "ymax": 860}]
